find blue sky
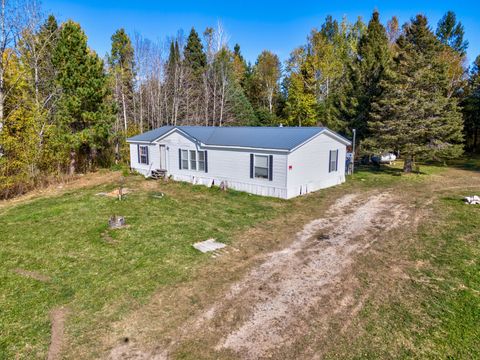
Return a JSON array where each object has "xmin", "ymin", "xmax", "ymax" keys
[{"xmin": 43, "ymin": 0, "xmax": 480, "ymax": 66}]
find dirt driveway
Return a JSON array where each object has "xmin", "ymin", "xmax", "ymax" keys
[{"xmin": 109, "ymin": 190, "xmax": 413, "ymax": 359}]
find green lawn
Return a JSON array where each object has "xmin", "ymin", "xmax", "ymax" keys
[
  {"xmin": 0, "ymin": 175, "xmax": 285, "ymax": 359},
  {"xmin": 320, "ymin": 160, "xmax": 480, "ymax": 359},
  {"xmin": 1, "ymin": 161, "xmax": 479, "ymax": 359},
  {"xmin": 326, "ymin": 194, "xmax": 480, "ymax": 359},
  {"xmin": 415, "ymin": 196, "xmax": 480, "ymax": 358}
]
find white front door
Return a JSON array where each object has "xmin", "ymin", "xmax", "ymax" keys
[{"xmin": 159, "ymin": 145, "xmax": 167, "ymax": 170}]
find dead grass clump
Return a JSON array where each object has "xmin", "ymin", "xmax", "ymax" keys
[{"xmin": 13, "ymin": 268, "xmax": 51, "ymax": 282}]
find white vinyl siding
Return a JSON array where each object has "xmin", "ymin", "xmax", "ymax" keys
[
  {"xmin": 129, "ymin": 143, "xmax": 159, "ymax": 176},
  {"xmin": 286, "ymin": 132, "xmax": 346, "ymax": 199},
  {"xmin": 129, "ymin": 128, "xmax": 347, "ymax": 199},
  {"xmin": 161, "ymin": 131, "xmax": 288, "ymax": 197}
]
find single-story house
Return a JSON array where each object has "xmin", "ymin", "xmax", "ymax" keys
[{"xmin": 127, "ymin": 126, "xmax": 351, "ymax": 199}]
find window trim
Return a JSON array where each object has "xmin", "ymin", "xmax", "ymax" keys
[
  {"xmin": 197, "ymin": 150, "xmax": 206, "ymax": 172},
  {"xmin": 179, "ymin": 148, "xmax": 206, "ymax": 172},
  {"xmin": 181, "ymin": 150, "xmax": 189, "ymax": 170},
  {"xmin": 329, "ymin": 150, "xmax": 338, "ymax": 173},
  {"xmin": 254, "ymin": 154, "xmax": 269, "ymax": 179},
  {"xmin": 139, "ymin": 145, "xmax": 149, "ymax": 165},
  {"xmin": 190, "ymin": 150, "xmax": 197, "ymax": 170}
]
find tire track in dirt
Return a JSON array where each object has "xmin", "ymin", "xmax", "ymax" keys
[
  {"xmin": 203, "ymin": 192, "xmax": 409, "ymax": 358},
  {"xmin": 109, "ymin": 191, "xmax": 410, "ymax": 359}
]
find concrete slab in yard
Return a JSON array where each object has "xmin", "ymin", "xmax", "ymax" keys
[{"xmin": 193, "ymin": 239, "xmax": 226, "ymax": 253}]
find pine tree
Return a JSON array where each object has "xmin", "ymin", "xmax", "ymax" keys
[
  {"xmin": 183, "ymin": 28, "xmax": 206, "ymax": 122},
  {"xmin": 435, "ymin": 11, "xmax": 467, "ymax": 100},
  {"xmin": 350, "ymin": 10, "xmax": 391, "ymax": 140},
  {"xmin": 228, "ymin": 81, "xmax": 257, "ymax": 125},
  {"xmin": 167, "ymin": 40, "xmax": 181, "ymax": 77},
  {"xmin": 184, "ymin": 27, "xmax": 206, "ymax": 73},
  {"xmin": 33, "ymin": 15, "xmax": 59, "ymax": 108},
  {"xmin": 367, "ymin": 15, "xmax": 464, "ymax": 172},
  {"xmin": 165, "ymin": 39, "xmax": 183, "ymax": 125},
  {"xmin": 109, "ymin": 28, "xmax": 134, "ymax": 130},
  {"xmin": 462, "ymin": 55, "xmax": 480, "ymax": 152},
  {"xmin": 53, "ymin": 20, "xmax": 114, "ymax": 174},
  {"xmin": 436, "ymin": 11, "xmax": 468, "ymax": 55},
  {"xmin": 232, "ymin": 43, "xmax": 247, "ymax": 86},
  {"xmin": 109, "ymin": 28, "xmax": 134, "ymax": 162},
  {"xmin": 320, "ymin": 15, "xmax": 339, "ymax": 42}
]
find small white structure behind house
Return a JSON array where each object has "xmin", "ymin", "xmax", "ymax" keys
[{"xmin": 127, "ymin": 126, "xmax": 350, "ymax": 199}]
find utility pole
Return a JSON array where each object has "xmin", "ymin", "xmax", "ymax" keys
[{"xmin": 351, "ymin": 129, "xmax": 356, "ymax": 174}]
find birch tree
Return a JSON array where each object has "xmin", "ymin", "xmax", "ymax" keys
[{"xmin": 254, "ymin": 50, "xmax": 281, "ymax": 114}]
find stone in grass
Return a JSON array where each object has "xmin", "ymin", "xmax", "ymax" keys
[
  {"xmin": 193, "ymin": 239, "xmax": 226, "ymax": 253},
  {"xmin": 109, "ymin": 215, "xmax": 126, "ymax": 229}
]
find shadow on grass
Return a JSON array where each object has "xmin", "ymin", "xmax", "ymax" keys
[
  {"xmin": 356, "ymin": 164, "xmax": 428, "ymax": 176},
  {"xmin": 446, "ymin": 155, "xmax": 480, "ymax": 173},
  {"xmin": 365, "ymin": 165, "xmax": 402, "ymax": 176}
]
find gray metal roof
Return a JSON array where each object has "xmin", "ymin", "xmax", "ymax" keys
[{"xmin": 127, "ymin": 126, "xmax": 350, "ymax": 150}]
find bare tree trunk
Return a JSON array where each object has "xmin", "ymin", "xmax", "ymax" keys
[
  {"xmin": 69, "ymin": 150, "xmax": 76, "ymax": 175},
  {"xmin": 403, "ymin": 155, "xmax": 413, "ymax": 173},
  {"xmin": 139, "ymin": 87, "xmax": 143, "ymax": 133},
  {"xmin": 0, "ymin": 0, "xmax": 6, "ymax": 137},
  {"xmin": 212, "ymin": 74, "xmax": 217, "ymax": 125},
  {"xmin": 0, "ymin": 72, "xmax": 3, "ymax": 135},
  {"xmin": 268, "ymin": 87, "xmax": 273, "ymax": 114},
  {"xmin": 113, "ymin": 74, "xmax": 121, "ymax": 162},
  {"xmin": 121, "ymin": 87, "xmax": 127, "ymax": 132},
  {"xmin": 203, "ymin": 73, "xmax": 209, "ymax": 125},
  {"xmin": 219, "ymin": 70, "xmax": 226, "ymax": 127}
]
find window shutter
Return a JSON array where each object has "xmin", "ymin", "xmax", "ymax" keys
[
  {"xmin": 205, "ymin": 151, "xmax": 208, "ymax": 173},
  {"xmin": 137, "ymin": 144, "xmax": 140, "ymax": 163},
  {"xmin": 250, "ymin": 154, "xmax": 254, "ymax": 178},
  {"xmin": 328, "ymin": 151, "xmax": 331, "ymax": 173},
  {"xmin": 328, "ymin": 150, "xmax": 332, "ymax": 172},
  {"xmin": 146, "ymin": 146, "xmax": 149, "ymax": 164},
  {"xmin": 268, "ymin": 155, "xmax": 273, "ymax": 181},
  {"xmin": 178, "ymin": 149, "xmax": 182, "ymax": 169},
  {"xmin": 335, "ymin": 150, "xmax": 338, "ymax": 171}
]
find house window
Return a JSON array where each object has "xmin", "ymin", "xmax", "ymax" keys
[
  {"xmin": 254, "ymin": 155, "xmax": 269, "ymax": 179},
  {"xmin": 329, "ymin": 150, "xmax": 338, "ymax": 172},
  {"xmin": 198, "ymin": 151, "xmax": 205, "ymax": 171},
  {"xmin": 181, "ymin": 150, "xmax": 189, "ymax": 169},
  {"xmin": 179, "ymin": 149, "xmax": 206, "ymax": 171},
  {"xmin": 190, "ymin": 150, "xmax": 197, "ymax": 170},
  {"xmin": 139, "ymin": 146, "xmax": 149, "ymax": 164}
]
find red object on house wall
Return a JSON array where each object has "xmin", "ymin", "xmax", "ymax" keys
[{"xmin": 288, "ymin": 165, "xmax": 293, "ymax": 170}]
